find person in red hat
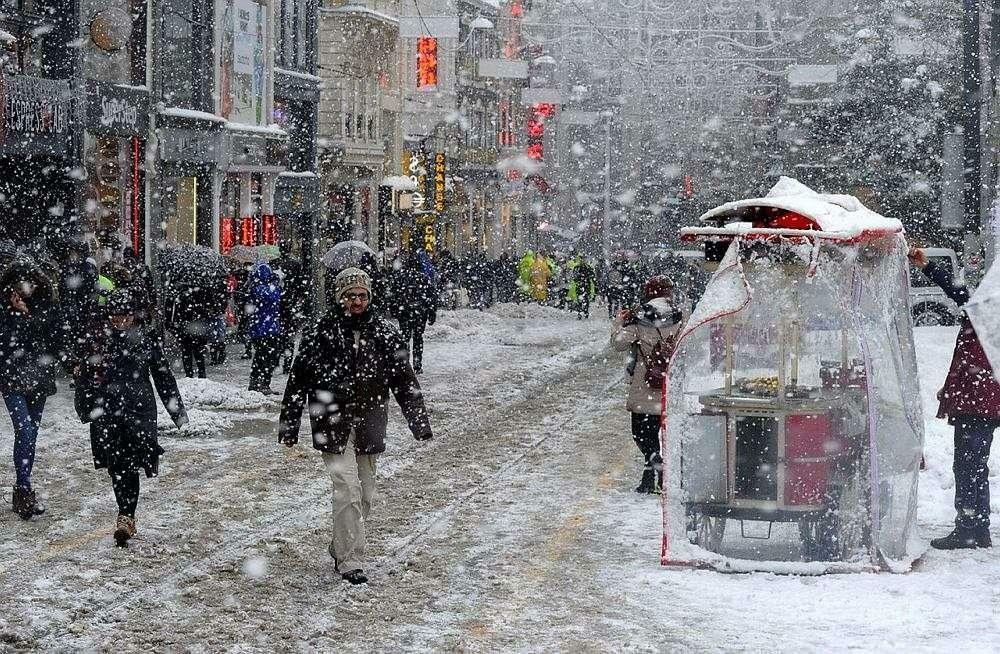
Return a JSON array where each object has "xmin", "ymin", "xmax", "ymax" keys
[{"xmin": 611, "ymin": 276, "xmax": 684, "ymax": 493}]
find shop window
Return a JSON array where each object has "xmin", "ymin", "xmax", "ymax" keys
[
  {"xmin": 368, "ymin": 116, "xmax": 377, "ymax": 141},
  {"xmin": 160, "ymin": 0, "xmax": 213, "ymax": 111},
  {"xmin": 165, "ymin": 175, "xmax": 199, "ymax": 245},
  {"xmin": 344, "ymin": 112, "xmax": 353, "ymax": 138}
]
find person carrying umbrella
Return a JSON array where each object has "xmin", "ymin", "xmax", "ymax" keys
[{"xmin": 910, "ymin": 247, "xmax": 999, "ymax": 549}]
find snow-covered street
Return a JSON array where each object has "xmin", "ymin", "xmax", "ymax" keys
[{"xmin": 0, "ymin": 307, "xmax": 998, "ymax": 652}]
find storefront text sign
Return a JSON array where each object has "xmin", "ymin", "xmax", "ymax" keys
[
  {"xmin": 433, "ymin": 152, "xmax": 447, "ymax": 213},
  {"xmin": 86, "ymin": 81, "xmax": 148, "ymax": 136}
]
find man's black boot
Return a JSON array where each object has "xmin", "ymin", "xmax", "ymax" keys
[
  {"xmin": 635, "ymin": 468, "xmax": 656, "ymax": 494},
  {"xmin": 930, "ymin": 527, "xmax": 992, "ymax": 550}
]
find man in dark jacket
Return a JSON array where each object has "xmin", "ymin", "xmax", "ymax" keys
[
  {"xmin": 166, "ymin": 277, "xmax": 227, "ymax": 379},
  {"xmin": 278, "ymin": 267, "xmax": 433, "ymax": 585},
  {"xmin": 911, "ymin": 248, "xmax": 999, "ymax": 549},
  {"xmin": 0, "ymin": 261, "xmax": 65, "ymax": 519},
  {"xmin": 390, "ymin": 256, "xmax": 438, "ymax": 374},
  {"xmin": 58, "ymin": 240, "xmax": 98, "ymax": 354}
]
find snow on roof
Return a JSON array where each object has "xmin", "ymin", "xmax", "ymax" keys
[
  {"xmin": 381, "ymin": 175, "xmax": 418, "ymax": 191},
  {"xmin": 697, "ymin": 176, "xmax": 903, "ymax": 238}
]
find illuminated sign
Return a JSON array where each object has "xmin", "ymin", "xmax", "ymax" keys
[
  {"xmin": 417, "ymin": 37, "xmax": 439, "ymax": 90},
  {"xmin": 262, "ymin": 215, "xmax": 278, "ymax": 245},
  {"xmin": 433, "ymin": 152, "xmax": 447, "ymax": 213},
  {"xmin": 240, "ymin": 216, "xmax": 257, "ymax": 246},
  {"xmin": 221, "ymin": 217, "xmax": 235, "ymax": 253},
  {"xmin": 403, "ymin": 150, "xmax": 427, "ymax": 209}
]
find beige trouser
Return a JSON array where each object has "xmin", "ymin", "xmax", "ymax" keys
[{"xmin": 321, "ymin": 433, "xmax": 378, "ymax": 573}]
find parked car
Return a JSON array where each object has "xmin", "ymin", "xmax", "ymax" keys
[{"xmin": 910, "ymin": 247, "xmax": 962, "ymax": 326}]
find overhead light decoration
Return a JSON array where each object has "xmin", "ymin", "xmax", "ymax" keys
[{"xmin": 417, "ymin": 37, "xmax": 439, "ymax": 90}]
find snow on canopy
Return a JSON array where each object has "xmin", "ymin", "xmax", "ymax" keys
[{"xmin": 695, "ymin": 176, "xmax": 903, "ymax": 241}]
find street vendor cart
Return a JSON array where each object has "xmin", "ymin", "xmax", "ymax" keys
[{"xmin": 661, "ymin": 177, "xmax": 924, "ymax": 573}]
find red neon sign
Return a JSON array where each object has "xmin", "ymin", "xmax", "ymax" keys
[
  {"xmin": 240, "ymin": 217, "xmax": 256, "ymax": 246},
  {"xmin": 221, "ymin": 217, "xmax": 235, "ymax": 253},
  {"xmin": 131, "ymin": 137, "xmax": 141, "ymax": 257},
  {"xmin": 262, "ymin": 215, "xmax": 278, "ymax": 245},
  {"xmin": 417, "ymin": 37, "xmax": 439, "ymax": 89}
]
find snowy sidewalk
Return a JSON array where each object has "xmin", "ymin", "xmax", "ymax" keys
[{"xmin": 0, "ymin": 314, "xmax": 998, "ymax": 652}]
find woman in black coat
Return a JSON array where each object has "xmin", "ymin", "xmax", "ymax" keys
[
  {"xmin": 0, "ymin": 261, "xmax": 65, "ymax": 519},
  {"xmin": 79, "ymin": 290, "xmax": 188, "ymax": 547}
]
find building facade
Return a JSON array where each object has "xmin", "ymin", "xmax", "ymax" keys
[
  {"xmin": 150, "ymin": 0, "xmax": 290, "ymax": 262},
  {"xmin": 0, "ymin": 1, "xmax": 77, "ymax": 246}
]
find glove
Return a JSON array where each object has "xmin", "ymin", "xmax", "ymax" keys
[
  {"xmin": 173, "ymin": 413, "xmax": 190, "ymax": 429},
  {"xmin": 414, "ymin": 429, "xmax": 433, "ymax": 442}
]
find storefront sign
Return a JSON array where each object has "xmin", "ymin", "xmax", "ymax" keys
[
  {"xmin": 228, "ymin": 132, "xmax": 287, "ymax": 169},
  {"xmin": 87, "ymin": 81, "xmax": 148, "ymax": 136},
  {"xmin": 433, "ymin": 152, "xmax": 447, "ymax": 213},
  {"xmin": 403, "ymin": 150, "xmax": 428, "ymax": 210},
  {"xmin": 159, "ymin": 129, "xmax": 224, "ymax": 164},
  {"xmin": 3, "ymin": 75, "xmax": 70, "ymax": 136},
  {"xmin": 416, "ymin": 214, "xmax": 436, "ymax": 253},
  {"xmin": 221, "ymin": 0, "xmax": 267, "ymax": 127}
]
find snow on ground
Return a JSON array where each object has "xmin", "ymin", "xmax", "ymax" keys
[{"xmin": 0, "ymin": 313, "xmax": 997, "ymax": 652}]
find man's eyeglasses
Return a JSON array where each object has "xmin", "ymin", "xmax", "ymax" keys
[{"xmin": 344, "ymin": 292, "xmax": 370, "ymax": 302}]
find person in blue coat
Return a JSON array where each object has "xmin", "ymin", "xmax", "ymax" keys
[{"xmin": 247, "ymin": 263, "xmax": 282, "ymax": 393}]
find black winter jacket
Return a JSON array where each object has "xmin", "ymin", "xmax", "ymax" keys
[
  {"xmin": 390, "ymin": 267, "xmax": 438, "ymax": 325},
  {"xmin": 0, "ymin": 268, "xmax": 64, "ymax": 397},
  {"xmin": 81, "ymin": 324, "xmax": 187, "ymax": 476},
  {"xmin": 278, "ymin": 308, "xmax": 431, "ymax": 454}
]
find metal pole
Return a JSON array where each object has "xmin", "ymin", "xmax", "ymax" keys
[
  {"xmin": 962, "ymin": 0, "xmax": 984, "ymax": 276},
  {"xmin": 603, "ymin": 116, "xmax": 612, "ymax": 259}
]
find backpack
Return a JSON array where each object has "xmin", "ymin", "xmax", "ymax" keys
[{"xmin": 643, "ymin": 329, "xmax": 676, "ymax": 389}]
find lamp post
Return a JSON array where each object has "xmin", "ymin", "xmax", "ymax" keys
[{"xmin": 962, "ymin": 0, "xmax": 984, "ymax": 278}]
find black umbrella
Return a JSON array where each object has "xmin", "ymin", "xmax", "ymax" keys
[{"xmin": 158, "ymin": 244, "xmax": 227, "ymax": 289}]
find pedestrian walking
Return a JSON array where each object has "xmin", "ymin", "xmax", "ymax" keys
[
  {"xmin": 574, "ymin": 257, "xmax": 597, "ymax": 319},
  {"xmin": 247, "ymin": 263, "xmax": 283, "ymax": 394},
  {"xmin": 529, "ymin": 252, "xmax": 550, "ymax": 303},
  {"xmin": 910, "ymin": 248, "xmax": 999, "ymax": 549},
  {"xmin": 278, "ymin": 267, "xmax": 433, "ymax": 585},
  {"xmin": 166, "ymin": 283, "xmax": 222, "ymax": 379},
  {"xmin": 610, "ymin": 276, "xmax": 683, "ymax": 493},
  {"xmin": 1, "ymin": 261, "xmax": 66, "ymax": 519},
  {"xmin": 57, "ymin": 240, "xmax": 98, "ymax": 354},
  {"xmin": 77, "ymin": 290, "xmax": 188, "ymax": 547},
  {"xmin": 390, "ymin": 255, "xmax": 438, "ymax": 374}
]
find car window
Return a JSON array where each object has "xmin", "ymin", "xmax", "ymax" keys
[{"xmin": 910, "ymin": 256, "xmax": 953, "ymax": 288}]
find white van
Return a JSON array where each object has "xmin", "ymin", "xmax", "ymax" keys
[{"xmin": 910, "ymin": 247, "xmax": 962, "ymax": 326}]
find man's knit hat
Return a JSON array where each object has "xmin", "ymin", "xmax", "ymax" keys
[{"xmin": 334, "ymin": 267, "xmax": 372, "ymax": 300}]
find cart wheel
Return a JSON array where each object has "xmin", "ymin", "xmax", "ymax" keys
[{"xmin": 696, "ymin": 515, "xmax": 727, "ymax": 552}]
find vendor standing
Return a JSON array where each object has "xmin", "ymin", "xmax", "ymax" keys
[{"xmin": 910, "ymin": 248, "xmax": 999, "ymax": 549}]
